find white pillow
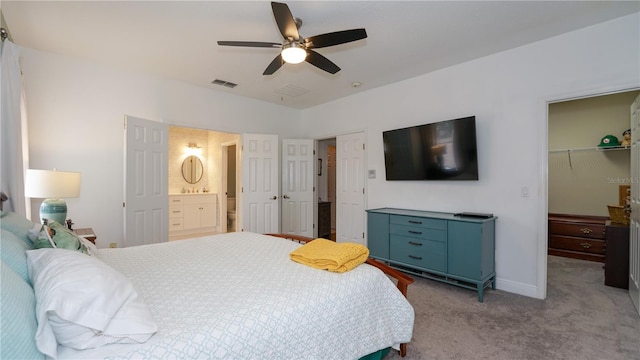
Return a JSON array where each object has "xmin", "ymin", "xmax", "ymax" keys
[{"xmin": 26, "ymin": 248, "xmax": 157, "ymax": 359}]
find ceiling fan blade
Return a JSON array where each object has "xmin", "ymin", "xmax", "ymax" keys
[
  {"xmin": 271, "ymin": 2, "xmax": 299, "ymax": 40},
  {"xmin": 217, "ymin": 41, "xmax": 281, "ymax": 48},
  {"xmin": 305, "ymin": 50, "xmax": 340, "ymax": 74},
  {"xmin": 263, "ymin": 54, "xmax": 284, "ymax": 75},
  {"xmin": 304, "ymin": 28, "xmax": 367, "ymax": 49}
]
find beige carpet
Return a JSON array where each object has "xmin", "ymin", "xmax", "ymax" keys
[{"xmin": 386, "ymin": 255, "xmax": 640, "ymax": 360}]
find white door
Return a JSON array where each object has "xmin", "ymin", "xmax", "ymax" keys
[
  {"xmin": 629, "ymin": 94, "xmax": 640, "ymax": 314},
  {"xmin": 281, "ymin": 139, "xmax": 314, "ymax": 237},
  {"xmin": 336, "ymin": 132, "xmax": 366, "ymax": 244},
  {"xmin": 124, "ymin": 115, "xmax": 168, "ymax": 247},
  {"xmin": 240, "ymin": 134, "xmax": 279, "ymax": 234}
]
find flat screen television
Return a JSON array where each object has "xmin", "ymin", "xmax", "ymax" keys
[{"xmin": 383, "ymin": 116, "xmax": 479, "ymax": 180}]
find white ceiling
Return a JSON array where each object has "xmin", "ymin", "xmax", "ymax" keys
[{"xmin": 2, "ymin": 1, "xmax": 639, "ymax": 109}]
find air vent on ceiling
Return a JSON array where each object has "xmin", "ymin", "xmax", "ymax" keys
[
  {"xmin": 274, "ymin": 84, "xmax": 310, "ymax": 97},
  {"xmin": 211, "ymin": 79, "xmax": 237, "ymax": 88}
]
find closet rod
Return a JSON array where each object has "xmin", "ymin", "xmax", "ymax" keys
[{"xmin": 548, "ymin": 146, "xmax": 630, "ymax": 153}]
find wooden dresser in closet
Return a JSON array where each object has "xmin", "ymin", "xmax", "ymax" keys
[{"xmin": 548, "ymin": 213, "xmax": 607, "ymax": 262}]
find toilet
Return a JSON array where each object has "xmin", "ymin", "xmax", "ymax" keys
[{"xmin": 227, "ymin": 197, "xmax": 236, "ymax": 232}]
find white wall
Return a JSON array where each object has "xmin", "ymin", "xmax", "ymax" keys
[
  {"xmin": 301, "ymin": 13, "xmax": 640, "ymax": 298},
  {"xmin": 21, "ymin": 48, "xmax": 302, "ymax": 248}
]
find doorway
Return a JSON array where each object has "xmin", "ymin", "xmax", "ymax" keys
[
  {"xmin": 222, "ymin": 142, "xmax": 238, "ymax": 233},
  {"xmin": 546, "ymin": 90, "xmax": 638, "ymax": 297},
  {"xmin": 318, "ymin": 138, "xmax": 337, "ymax": 240},
  {"xmin": 168, "ymin": 126, "xmax": 239, "ymax": 236}
]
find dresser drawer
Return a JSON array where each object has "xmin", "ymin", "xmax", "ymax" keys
[
  {"xmin": 390, "ymin": 215, "xmax": 446, "ymax": 230},
  {"xmin": 390, "ymin": 235, "xmax": 446, "ymax": 272},
  {"xmin": 169, "ymin": 206, "xmax": 184, "ymax": 219},
  {"xmin": 390, "ymin": 224, "xmax": 446, "ymax": 242},
  {"xmin": 549, "ymin": 235, "xmax": 605, "ymax": 255},
  {"xmin": 548, "ymin": 221, "xmax": 605, "ymax": 240},
  {"xmin": 168, "ymin": 218, "xmax": 184, "ymax": 231}
]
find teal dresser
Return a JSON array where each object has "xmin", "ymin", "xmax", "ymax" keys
[{"xmin": 367, "ymin": 208, "xmax": 496, "ymax": 302}]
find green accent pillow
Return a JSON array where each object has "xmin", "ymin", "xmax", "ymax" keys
[
  {"xmin": 33, "ymin": 221, "xmax": 89, "ymax": 255},
  {"xmin": 0, "ymin": 229, "xmax": 34, "ymax": 284},
  {"xmin": 0, "ymin": 261, "xmax": 44, "ymax": 359},
  {"xmin": 0, "ymin": 211, "xmax": 40, "ymax": 246}
]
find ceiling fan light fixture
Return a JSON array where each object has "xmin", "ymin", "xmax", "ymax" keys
[{"xmin": 281, "ymin": 42, "xmax": 307, "ymax": 64}]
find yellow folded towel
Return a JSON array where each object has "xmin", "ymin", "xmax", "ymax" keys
[{"xmin": 289, "ymin": 238, "xmax": 370, "ymax": 273}]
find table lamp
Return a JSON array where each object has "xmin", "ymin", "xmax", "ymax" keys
[{"xmin": 25, "ymin": 169, "xmax": 81, "ymax": 224}]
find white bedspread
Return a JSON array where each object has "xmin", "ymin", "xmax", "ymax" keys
[{"xmin": 58, "ymin": 232, "xmax": 414, "ymax": 359}]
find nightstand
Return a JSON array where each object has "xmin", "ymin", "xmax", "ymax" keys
[{"xmin": 73, "ymin": 228, "xmax": 97, "ymax": 244}]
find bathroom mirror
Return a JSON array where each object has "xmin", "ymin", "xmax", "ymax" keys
[{"xmin": 181, "ymin": 155, "xmax": 204, "ymax": 184}]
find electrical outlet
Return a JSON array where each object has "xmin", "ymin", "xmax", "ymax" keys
[{"xmin": 109, "ymin": 243, "xmax": 117, "ymax": 248}]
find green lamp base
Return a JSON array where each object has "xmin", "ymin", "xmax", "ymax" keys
[{"xmin": 39, "ymin": 198, "xmax": 67, "ymax": 225}]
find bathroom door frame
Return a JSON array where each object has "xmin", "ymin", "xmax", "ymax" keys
[{"xmin": 221, "ymin": 139, "xmax": 239, "ymax": 233}]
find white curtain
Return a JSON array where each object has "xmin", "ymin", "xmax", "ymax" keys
[{"xmin": 0, "ymin": 39, "xmax": 29, "ymax": 215}]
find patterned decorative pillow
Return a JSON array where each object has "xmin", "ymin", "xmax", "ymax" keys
[{"xmin": 30, "ymin": 221, "xmax": 94, "ymax": 255}]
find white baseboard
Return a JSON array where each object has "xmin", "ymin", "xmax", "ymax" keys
[{"xmin": 495, "ymin": 277, "xmax": 541, "ymax": 299}]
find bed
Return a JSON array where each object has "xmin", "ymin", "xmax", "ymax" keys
[{"xmin": 1, "ymin": 210, "xmax": 415, "ymax": 360}]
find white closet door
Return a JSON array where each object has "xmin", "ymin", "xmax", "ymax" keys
[
  {"xmin": 629, "ymin": 94, "xmax": 640, "ymax": 315},
  {"xmin": 281, "ymin": 139, "xmax": 314, "ymax": 238},
  {"xmin": 336, "ymin": 132, "xmax": 366, "ymax": 245},
  {"xmin": 240, "ymin": 134, "xmax": 279, "ymax": 234},
  {"xmin": 124, "ymin": 115, "xmax": 168, "ymax": 247}
]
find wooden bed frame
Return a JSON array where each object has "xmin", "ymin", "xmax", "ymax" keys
[{"xmin": 266, "ymin": 233, "xmax": 414, "ymax": 357}]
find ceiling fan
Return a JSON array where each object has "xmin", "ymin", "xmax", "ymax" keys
[{"xmin": 217, "ymin": 1, "xmax": 367, "ymax": 75}]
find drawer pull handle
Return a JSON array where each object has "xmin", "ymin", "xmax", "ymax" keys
[
  {"xmin": 408, "ymin": 241, "xmax": 423, "ymax": 246},
  {"xmin": 172, "ymin": 223, "xmax": 181, "ymax": 226},
  {"xmin": 408, "ymin": 220, "xmax": 422, "ymax": 224},
  {"xmin": 408, "ymin": 230, "xmax": 422, "ymax": 235},
  {"xmin": 580, "ymin": 228, "xmax": 592, "ymax": 234},
  {"xmin": 580, "ymin": 242, "xmax": 592, "ymax": 249},
  {"xmin": 172, "ymin": 211, "xmax": 181, "ymax": 213},
  {"xmin": 408, "ymin": 255, "xmax": 423, "ymax": 260}
]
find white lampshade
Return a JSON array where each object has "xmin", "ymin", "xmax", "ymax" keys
[
  {"xmin": 25, "ymin": 169, "xmax": 81, "ymax": 198},
  {"xmin": 281, "ymin": 43, "xmax": 307, "ymax": 64},
  {"xmin": 25, "ymin": 169, "xmax": 81, "ymax": 224}
]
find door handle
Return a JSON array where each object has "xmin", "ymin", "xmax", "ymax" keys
[
  {"xmin": 283, "ymin": 195, "xmax": 290, "ymax": 199},
  {"xmin": 270, "ymin": 196, "xmax": 277, "ymax": 200}
]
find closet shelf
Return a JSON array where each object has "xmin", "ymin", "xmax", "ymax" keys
[{"xmin": 549, "ymin": 146, "xmax": 629, "ymax": 169}]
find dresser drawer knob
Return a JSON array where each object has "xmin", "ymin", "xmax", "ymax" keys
[
  {"xmin": 408, "ymin": 255, "xmax": 423, "ymax": 260},
  {"xmin": 580, "ymin": 242, "xmax": 592, "ymax": 249},
  {"xmin": 408, "ymin": 241, "xmax": 423, "ymax": 246},
  {"xmin": 580, "ymin": 228, "xmax": 592, "ymax": 234},
  {"xmin": 408, "ymin": 230, "xmax": 422, "ymax": 235},
  {"xmin": 408, "ymin": 220, "xmax": 422, "ymax": 224}
]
